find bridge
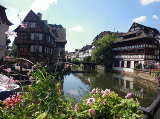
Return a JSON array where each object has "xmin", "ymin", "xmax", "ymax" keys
[{"xmin": 64, "ymin": 61, "xmax": 97, "ymax": 73}]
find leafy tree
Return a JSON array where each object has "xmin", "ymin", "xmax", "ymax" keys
[
  {"xmin": 72, "ymin": 58, "xmax": 80, "ymax": 62},
  {"xmin": 83, "ymin": 56, "xmax": 92, "ymax": 62},
  {"xmin": 92, "ymin": 34, "xmax": 117, "ymax": 70},
  {"xmin": 9, "ymin": 42, "xmax": 17, "ymax": 57}
]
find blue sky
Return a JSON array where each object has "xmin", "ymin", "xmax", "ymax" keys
[{"xmin": 1, "ymin": 0, "xmax": 160, "ymax": 51}]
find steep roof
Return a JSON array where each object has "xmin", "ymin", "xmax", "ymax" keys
[
  {"xmin": 80, "ymin": 45, "xmax": 92, "ymax": 51},
  {"xmin": 49, "ymin": 24, "xmax": 67, "ymax": 43},
  {"xmin": 15, "ymin": 10, "xmax": 54, "ymax": 38},
  {"xmin": 0, "ymin": 5, "xmax": 13, "ymax": 26},
  {"xmin": 128, "ymin": 22, "xmax": 159, "ymax": 33},
  {"xmin": 23, "ymin": 10, "xmax": 40, "ymax": 22}
]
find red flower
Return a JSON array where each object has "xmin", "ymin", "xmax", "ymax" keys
[{"xmin": 3, "ymin": 93, "xmax": 22, "ymax": 108}]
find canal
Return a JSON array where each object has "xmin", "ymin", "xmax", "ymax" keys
[{"xmin": 63, "ymin": 71, "xmax": 158, "ymax": 106}]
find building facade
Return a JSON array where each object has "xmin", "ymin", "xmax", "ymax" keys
[
  {"xmin": 78, "ymin": 45, "xmax": 93, "ymax": 61},
  {"xmin": 49, "ymin": 24, "xmax": 67, "ymax": 62},
  {"xmin": 14, "ymin": 10, "xmax": 66, "ymax": 63},
  {"xmin": 112, "ymin": 23, "xmax": 160, "ymax": 72},
  {"xmin": 0, "ymin": 5, "xmax": 13, "ymax": 59}
]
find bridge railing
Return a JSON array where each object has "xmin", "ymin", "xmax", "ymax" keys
[{"xmin": 141, "ymin": 88, "xmax": 160, "ymax": 119}]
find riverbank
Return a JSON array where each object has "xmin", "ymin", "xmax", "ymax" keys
[
  {"xmin": 96, "ymin": 65, "xmax": 158, "ymax": 85},
  {"xmin": 120, "ymin": 71, "xmax": 157, "ymax": 84}
]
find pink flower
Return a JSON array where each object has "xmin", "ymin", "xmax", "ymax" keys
[
  {"xmin": 5, "ymin": 31, "xmax": 17, "ymax": 37},
  {"xmin": 125, "ymin": 93, "xmax": 133, "ymax": 99},
  {"xmin": 88, "ymin": 109, "xmax": 96, "ymax": 117},
  {"xmin": 90, "ymin": 88, "xmax": 100, "ymax": 94},
  {"xmin": 3, "ymin": 68, "xmax": 12, "ymax": 73},
  {"xmin": 87, "ymin": 98, "xmax": 96, "ymax": 105},
  {"xmin": 20, "ymin": 23, "xmax": 27, "ymax": 28},
  {"xmin": 74, "ymin": 104, "xmax": 81, "ymax": 111},
  {"xmin": 102, "ymin": 89, "xmax": 110, "ymax": 97}
]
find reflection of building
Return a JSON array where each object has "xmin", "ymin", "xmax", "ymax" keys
[
  {"xmin": 0, "ymin": 5, "xmax": 13, "ymax": 59},
  {"xmin": 14, "ymin": 10, "xmax": 66, "ymax": 63},
  {"xmin": 112, "ymin": 23, "xmax": 160, "ymax": 72},
  {"xmin": 113, "ymin": 74, "xmax": 144, "ymax": 98}
]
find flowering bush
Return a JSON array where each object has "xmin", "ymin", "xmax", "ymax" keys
[
  {"xmin": 0, "ymin": 68, "xmax": 143, "ymax": 119},
  {"xmin": 68, "ymin": 88, "xmax": 143, "ymax": 119}
]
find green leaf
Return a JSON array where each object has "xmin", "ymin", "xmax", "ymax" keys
[{"xmin": 37, "ymin": 112, "xmax": 47, "ymax": 119}]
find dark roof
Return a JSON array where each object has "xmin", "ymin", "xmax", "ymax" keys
[
  {"xmin": 15, "ymin": 10, "xmax": 54, "ymax": 38},
  {"xmin": 49, "ymin": 24, "xmax": 67, "ymax": 43},
  {"xmin": 23, "ymin": 10, "xmax": 40, "ymax": 22},
  {"xmin": 113, "ymin": 35, "xmax": 155, "ymax": 43},
  {"xmin": 49, "ymin": 24, "xmax": 63, "ymax": 28},
  {"xmin": 80, "ymin": 45, "xmax": 92, "ymax": 51},
  {"xmin": 0, "ymin": 5, "xmax": 13, "ymax": 25},
  {"xmin": 128, "ymin": 22, "xmax": 159, "ymax": 33}
]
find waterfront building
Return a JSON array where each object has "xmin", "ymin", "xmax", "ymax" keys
[
  {"xmin": 49, "ymin": 24, "xmax": 67, "ymax": 62},
  {"xmin": 78, "ymin": 45, "xmax": 93, "ymax": 61},
  {"xmin": 14, "ymin": 10, "xmax": 66, "ymax": 63},
  {"xmin": 0, "ymin": 5, "xmax": 13, "ymax": 59},
  {"xmin": 112, "ymin": 23, "xmax": 160, "ymax": 72}
]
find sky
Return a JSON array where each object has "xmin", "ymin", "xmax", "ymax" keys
[{"xmin": 1, "ymin": 0, "xmax": 160, "ymax": 51}]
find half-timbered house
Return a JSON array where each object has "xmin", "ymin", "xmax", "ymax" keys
[
  {"xmin": 112, "ymin": 23, "xmax": 160, "ymax": 72},
  {"xmin": 14, "ymin": 10, "xmax": 66, "ymax": 63}
]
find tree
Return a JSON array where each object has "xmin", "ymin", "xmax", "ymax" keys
[
  {"xmin": 9, "ymin": 42, "xmax": 17, "ymax": 57},
  {"xmin": 92, "ymin": 34, "xmax": 117, "ymax": 70},
  {"xmin": 83, "ymin": 56, "xmax": 92, "ymax": 62}
]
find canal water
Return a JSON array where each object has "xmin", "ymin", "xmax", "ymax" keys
[{"xmin": 63, "ymin": 71, "xmax": 158, "ymax": 106}]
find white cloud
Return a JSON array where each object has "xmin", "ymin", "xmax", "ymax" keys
[
  {"xmin": 140, "ymin": 0, "xmax": 160, "ymax": 5},
  {"xmin": 152, "ymin": 14, "xmax": 159, "ymax": 20},
  {"xmin": 69, "ymin": 25, "xmax": 84, "ymax": 32},
  {"xmin": 132, "ymin": 16, "xmax": 147, "ymax": 23},
  {"xmin": 30, "ymin": 0, "xmax": 57, "ymax": 12}
]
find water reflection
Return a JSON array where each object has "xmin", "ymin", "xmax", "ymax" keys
[{"xmin": 63, "ymin": 71, "xmax": 158, "ymax": 106}]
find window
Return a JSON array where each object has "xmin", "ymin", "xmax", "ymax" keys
[
  {"xmin": 127, "ymin": 61, "xmax": 131, "ymax": 68},
  {"xmin": 31, "ymin": 33, "xmax": 34, "ymax": 40},
  {"xmin": 30, "ymin": 45, "xmax": 42, "ymax": 52},
  {"xmin": 30, "ymin": 23, "xmax": 36, "ymax": 28},
  {"xmin": 121, "ymin": 61, "xmax": 124, "ymax": 67},
  {"xmin": 114, "ymin": 61, "xmax": 120, "ymax": 67},
  {"xmin": 30, "ymin": 33, "xmax": 43, "ymax": 40}
]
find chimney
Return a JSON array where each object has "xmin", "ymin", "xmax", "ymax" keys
[{"xmin": 37, "ymin": 13, "xmax": 42, "ymax": 20}]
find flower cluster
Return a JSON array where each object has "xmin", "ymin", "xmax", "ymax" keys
[
  {"xmin": 87, "ymin": 97, "xmax": 96, "ymax": 105},
  {"xmin": 90, "ymin": 88, "xmax": 100, "ymax": 94},
  {"xmin": 20, "ymin": 23, "xmax": 27, "ymax": 28},
  {"xmin": 102, "ymin": 89, "xmax": 110, "ymax": 97},
  {"xmin": 3, "ymin": 93, "xmax": 22, "ymax": 108},
  {"xmin": 88, "ymin": 108, "xmax": 96, "ymax": 117},
  {"xmin": 3, "ymin": 68, "xmax": 12, "ymax": 73},
  {"xmin": 125, "ymin": 92, "xmax": 133, "ymax": 99},
  {"xmin": 5, "ymin": 31, "xmax": 17, "ymax": 37}
]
